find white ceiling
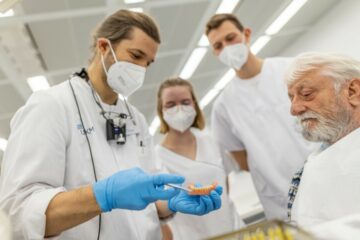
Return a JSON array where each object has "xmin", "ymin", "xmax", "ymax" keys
[{"xmin": 0, "ymin": 0, "xmax": 340, "ymax": 142}]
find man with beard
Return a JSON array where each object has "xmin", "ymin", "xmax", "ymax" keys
[{"xmin": 286, "ymin": 52, "xmax": 360, "ymax": 227}]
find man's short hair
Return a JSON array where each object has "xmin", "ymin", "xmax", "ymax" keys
[
  {"xmin": 90, "ymin": 9, "xmax": 160, "ymax": 60},
  {"xmin": 205, "ymin": 13, "xmax": 244, "ymax": 35}
]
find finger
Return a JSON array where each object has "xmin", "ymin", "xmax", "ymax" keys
[
  {"xmin": 153, "ymin": 188, "xmax": 180, "ymax": 200},
  {"xmin": 200, "ymin": 195, "xmax": 214, "ymax": 214},
  {"xmin": 215, "ymin": 186, "xmax": 223, "ymax": 195},
  {"xmin": 210, "ymin": 190, "xmax": 222, "ymax": 210},
  {"xmin": 194, "ymin": 196, "xmax": 206, "ymax": 215},
  {"xmin": 152, "ymin": 174, "xmax": 185, "ymax": 185}
]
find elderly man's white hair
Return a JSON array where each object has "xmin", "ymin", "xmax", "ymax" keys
[{"xmin": 286, "ymin": 52, "xmax": 360, "ymax": 92}]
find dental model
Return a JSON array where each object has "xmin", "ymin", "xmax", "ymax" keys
[
  {"xmin": 166, "ymin": 182, "xmax": 218, "ymax": 196},
  {"xmin": 187, "ymin": 182, "xmax": 218, "ymax": 195}
]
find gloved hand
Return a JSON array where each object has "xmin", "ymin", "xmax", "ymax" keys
[
  {"xmin": 168, "ymin": 185, "xmax": 223, "ymax": 216},
  {"xmin": 93, "ymin": 167, "xmax": 185, "ymax": 212}
]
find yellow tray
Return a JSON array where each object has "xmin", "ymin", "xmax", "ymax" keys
[{"xmin": 207, "ymin": 219, "xmax": 315, "ymax": 240}]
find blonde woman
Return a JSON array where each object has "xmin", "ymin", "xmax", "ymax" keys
[{"xmin": 155, "ymin": 78, "xmax": 245, "ymax": 239}]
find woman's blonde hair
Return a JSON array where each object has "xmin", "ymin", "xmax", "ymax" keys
[{"xmin": 157, "ymin": 77, "xmax": 205, "ymax": 134}]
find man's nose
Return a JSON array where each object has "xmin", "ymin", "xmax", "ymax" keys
[{"xmin": 290, "ymin": 99, "xmax": 307, "ymax": 116}]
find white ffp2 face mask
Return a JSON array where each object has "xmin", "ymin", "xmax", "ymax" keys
[
  {"xmin": 101, "ymin": 39, "xmax": 146, "ymax": 97},
  {"xmin": 218, "ymin": 43, "xmax": 249, "ymax": 70},
  {"xmin": 163, "ymin": 105, "xmax": 196, "ymax": 133}
]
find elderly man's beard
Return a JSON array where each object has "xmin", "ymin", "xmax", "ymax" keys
[{"xmin": 296, "ymin": 98, "xmax": 354, "ymax": 144}]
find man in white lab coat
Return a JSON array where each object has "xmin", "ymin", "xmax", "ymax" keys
[
  {"xmin": 205, "ymin": 13, "xmax": 315, "ymax": 220},
  {"xmin": 286, "ymin": 52, "xmax": 360, "ymax": 227},
  {"xmin": 0, "ymin": 10, "xmax": 222, "ymax": 239}
]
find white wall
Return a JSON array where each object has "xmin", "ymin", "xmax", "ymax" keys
[{"xmin": 281, "ymin": 0, "xmax": 360, "ymax": 59}]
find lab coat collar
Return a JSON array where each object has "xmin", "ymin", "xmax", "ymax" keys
[
  {"xmin": 308, "ymin": 127, "xmax": 360, "ymax": 163},
  {"xmin": 73, "ymin": 76, "xmax": 126, "ymax": 114}
]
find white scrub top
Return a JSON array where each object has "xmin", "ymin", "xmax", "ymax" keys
[
  {"xmin": 291, "ymin": 128, "xmax": 360, "ymax": 227},
  {"xmin": 211, "ymin": 58, "xmax": 316, "ymax": 220},
  {"xmin": 155, "ymin": 128, "xmax": 244, "ymax": 240},
  {"xmin": 0, "ymin": 76, "xmax": 162, "ymax": 240}
]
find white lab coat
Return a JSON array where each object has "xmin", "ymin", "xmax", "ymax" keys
[
  {"xmin": 155, "ymin": 128, "xmax": 245, "ymax": 240},
  {"xmin": 308, "ymin": 214, "xmax": 360, "ymax": 240},
  {"xmin": 211, "ymin": 58, "xmax": 316, "ymax": 220},
  {"xmin": 0, "ymin": 209, "xmax": 11, "ymax": 240},
  {"xmin": 0, "ymin": 76, "xmax": 162, "ymax": 239},
  {"xmin": 291, "ymin": 128, "xmax": 360, "ymax": 227}
]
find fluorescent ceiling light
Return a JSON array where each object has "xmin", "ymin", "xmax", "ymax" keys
[
  {"xmin": 0, "ymin": 138, "xmax": 7, "ymax": 151},
  {"xmin": 200, "ymin": 89, "xmax": 219, "ymax": 109},
  {"xmin": 0, "ymin": 0, "xmax": 19, "ymax": 13},
  {"xmin": 250, "ymin": 35, "xmax": 271, "ymax": 55},
  {"xmin": 216, "ymin": 0, "xmax": 240, "ymax": 14},
  {"xmin": 198, "ymin": 34, "xmax": 210, "ymax": 47},
  {"xmin": 179, "ymin": 47, "xmax": 208, "ymax": 79},
  {"xmin": 149, "ymin": 116, "xmax": 160, "ymax": 136},
  {"xmin": 124, "ymin": 0, "xmax": 145, "ymax": 4},
  {"xmin": 199, "ymin": 69, "xmax": 235, "ymax": 109},
  {"xmin": 265, "ymin": 0, "xmax": 308, "ymax": 35},
  {"xmin": 27, "ymin": 75, "xmax": 50, "ymax": 92},
  {"xmin": 129, "ymin": 7, "xmax": 143, "ymax": 13},
  {"xmin": 0, "ymin": 8, "xmax": 13, "ymax": 17},
  {"xmin": 213, "ymin": 69, "xmax": 235, "ymax": 90}
]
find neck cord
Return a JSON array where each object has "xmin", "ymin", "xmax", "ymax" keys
[
  {"xmin": 68, "ymin": 78, "xmax": 101, "ymax": 240},
  {"xmin": 88, "ymin": 81, "xmax": 136, "ymax": 126}
]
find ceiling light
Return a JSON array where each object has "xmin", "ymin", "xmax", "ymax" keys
[
  {"xmin": 0, "ymin": 0, "xmax": 19, "ymax": 13},
  {"xmin": 179, "ymin": 47, "xmax": 208, "ymax": 79},
  {"xmin": 200, "ymin": 69, "xmax": 235, "ymax": 109},
  {"xmin": 124, "ymin": 0, "xmax": 145, "ymax": 4},
  {"xmin": 265, "ymin": 0, "xmax": 308, "ymax": 35},
  {"xmin": 198, "ymin": 34, "xmax": 210, "ymax": 47},
  {"xmin": 216, "ymin": 0, "xmax": 240, "ymax": 14},
  {"xmin": 0, "ymin": 8, "xmax": 13, "ymax": 17},
  {"xmin": 213, "ymin": 69, "xmax": 235, "ymax": 90},
  {"xmin": 129, "ymin": 8, "xmax": 143, "ymax": 13},
  {"xmin": 250, "ymin": 35, "xmax": 271, "ymax": 55},
  {"xmin": 149, "ymin": 116, "xmax": 160, "ymax": 136},
  {"xmin": 27, "ymin": 75, "xmax": 50, "ymax": 92},
  {"xmin": 200, "ymin": 89, "xmax": 219, "ymax": 109},
  {"xmin": 0, "ymin": 138, "xmax": 7, "ymax": 152}
]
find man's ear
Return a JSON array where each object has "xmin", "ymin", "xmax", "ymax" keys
[
  {"xmin": 347, "ymin": 78, "xmax": 360, "ymax": 106},
  {"xmin": 244, "ymin": 28, "xmax": 252, "ymax": 44},
  {"xmin": 96, "ymin": 38, "xmax": 110, "ymax": 55}
]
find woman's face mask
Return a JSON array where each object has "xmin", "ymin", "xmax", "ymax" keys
[
  {"xmin": 163, "ymin": 105, "xmax": 196, "ymax": 133},
  {"xmin": 101, "ymin": 39, "xmax": 146, "ymax": 97}
]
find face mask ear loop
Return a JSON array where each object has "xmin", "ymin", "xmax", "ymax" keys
[
  {"xmin": 100, "ymin": 54, "xmax": 109, "ymax": 76},
  {"xmin": 100, "ymin": 39, "xmax": 119, "ymax": 76},
  {"xmin": 106, "ymin": 39, "xmax": 119, "ymax": 62}
]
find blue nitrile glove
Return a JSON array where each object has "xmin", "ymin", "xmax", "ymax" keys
[
  {"xmin": 168, "ymin": 185, "xmax": 223, "ymax": 216},
  {"xmin": 93, "ymin": 167, "xmax": 185, "ymax": 212}
]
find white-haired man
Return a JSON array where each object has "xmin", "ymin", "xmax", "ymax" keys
[{"xmin": 286, "ymin": 52, "xmax": 360, "ymax": 227}]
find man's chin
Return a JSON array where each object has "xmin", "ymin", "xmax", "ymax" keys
[{"xmin": 301, "ymin": 129, "xmax": 323, "ymax": 142}]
